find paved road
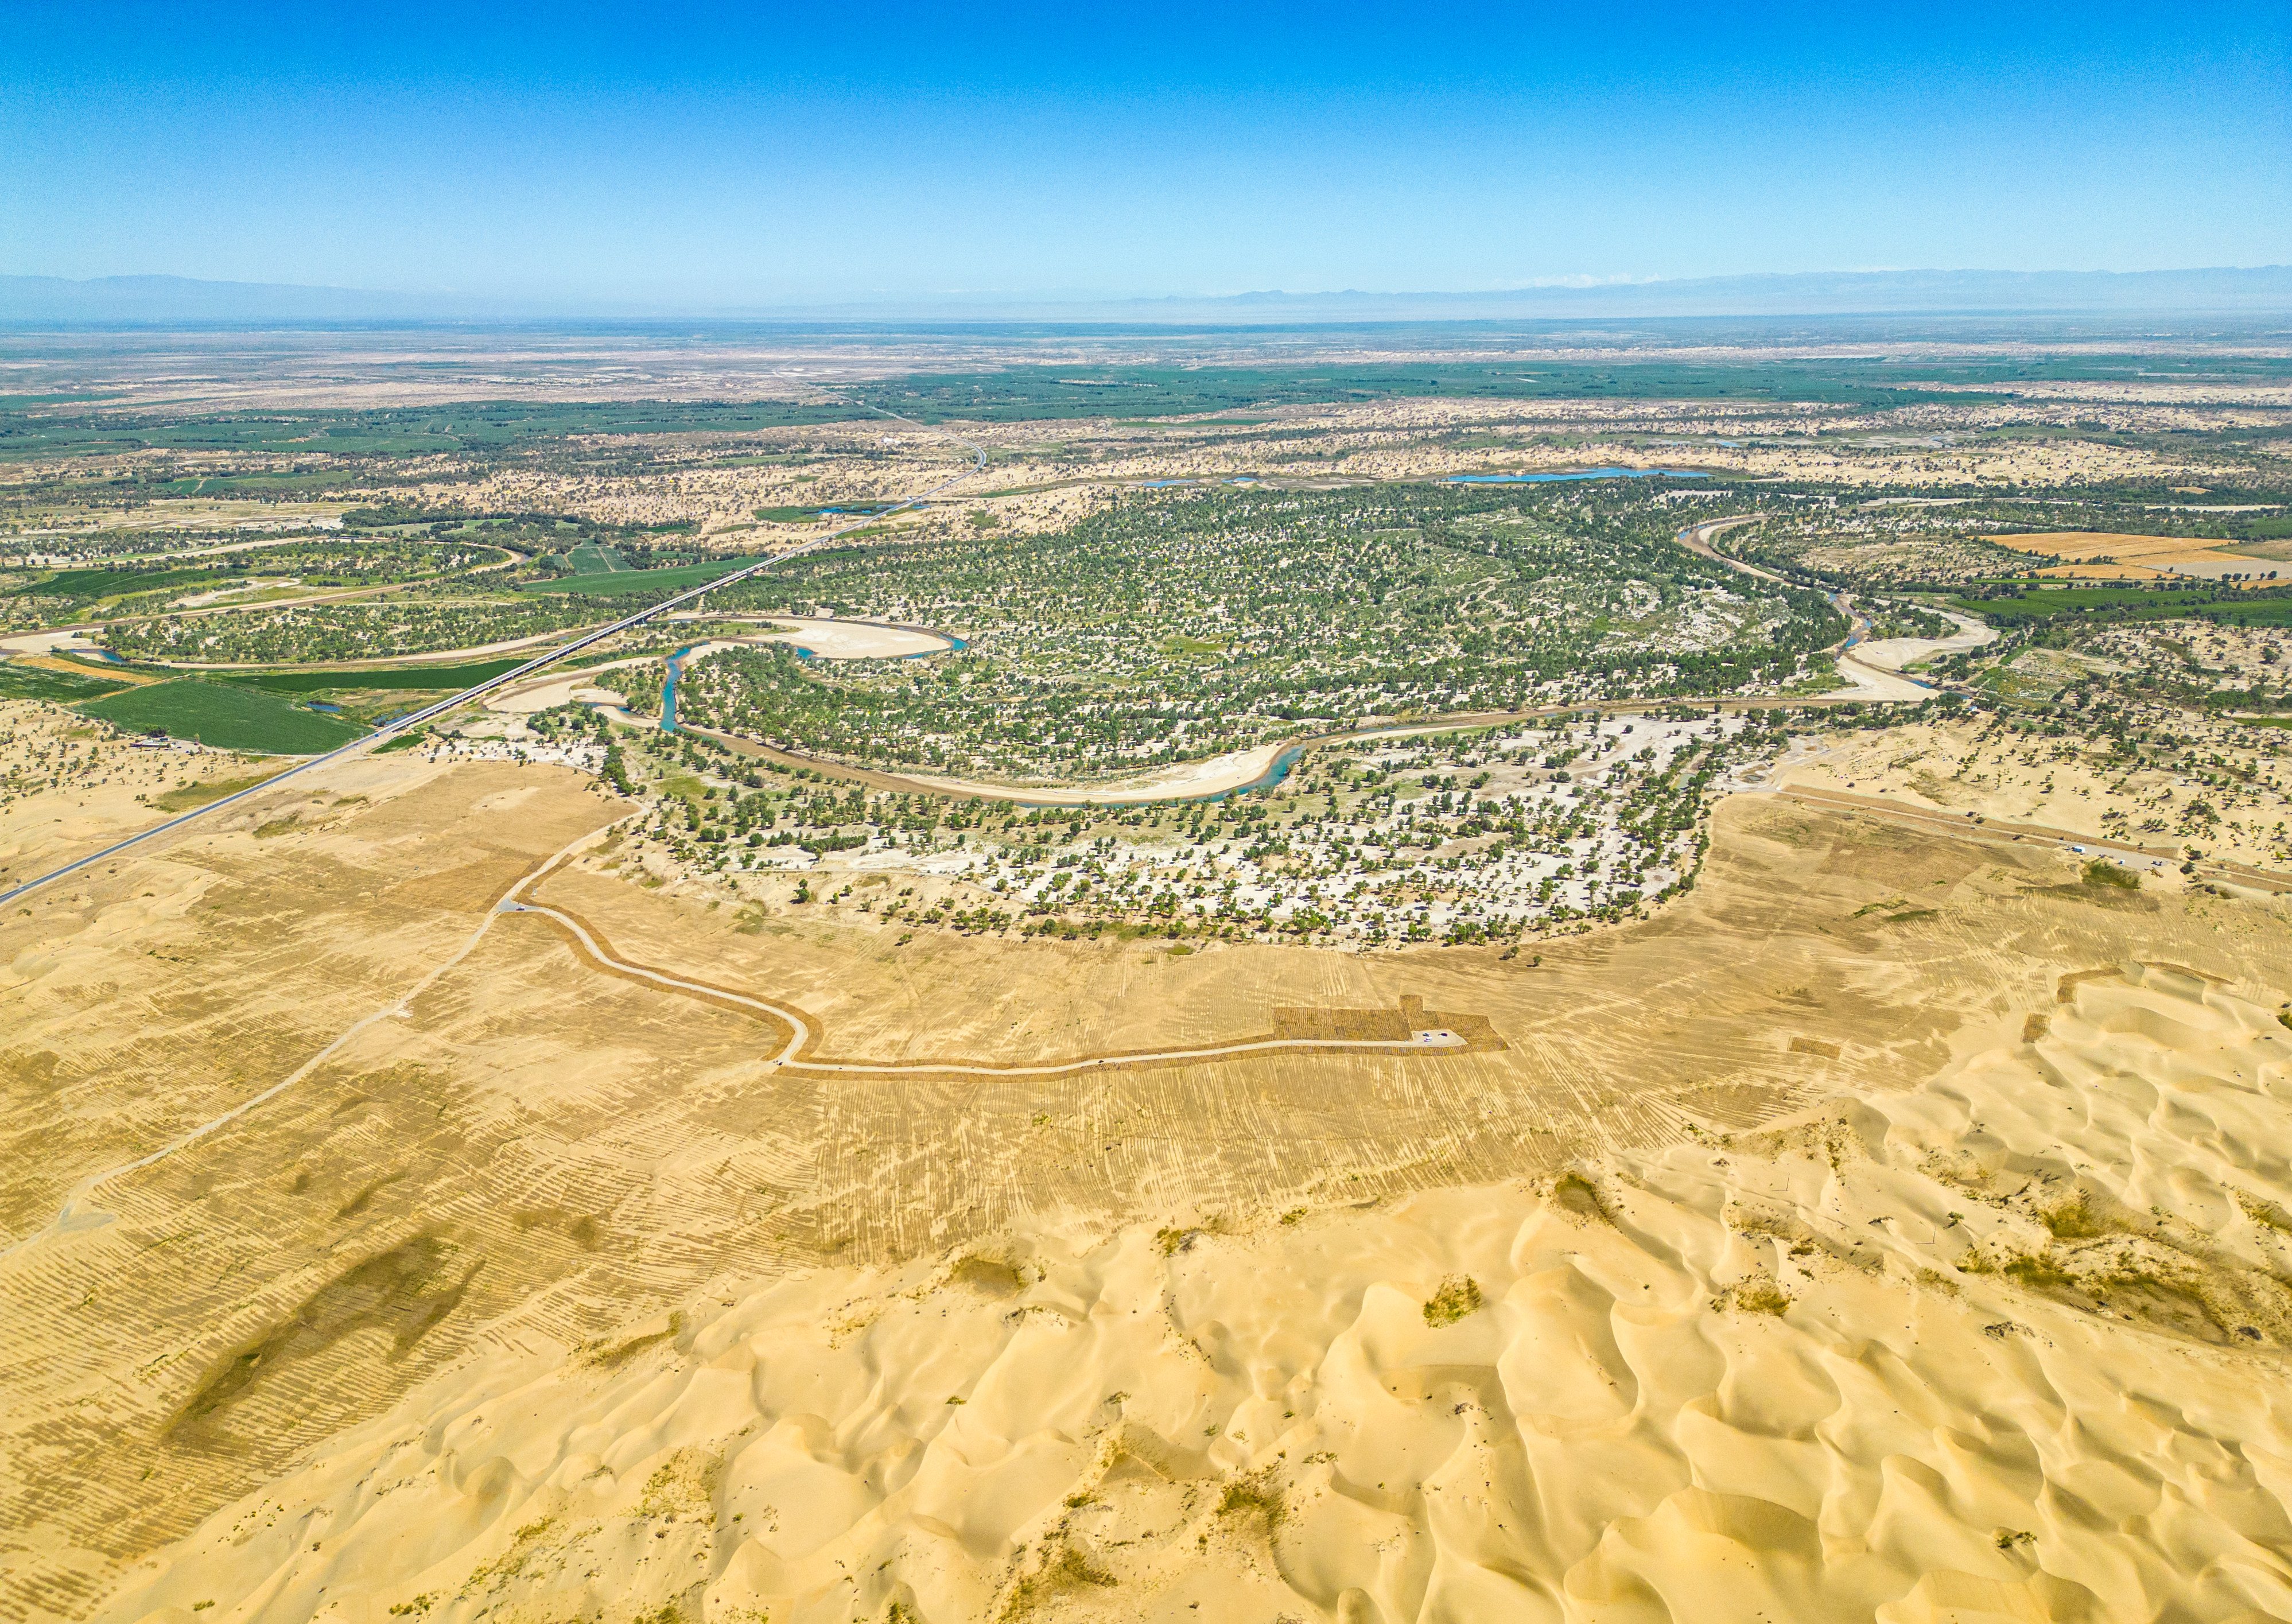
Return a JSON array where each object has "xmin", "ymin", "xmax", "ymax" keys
[{"xmin": 0, "ymin": 387, "xmax": 990, "ymax": 909}]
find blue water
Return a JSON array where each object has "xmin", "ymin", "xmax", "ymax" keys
[
  {"xmin": 661, "ymin": 642, "xmax": 698, "ymax": 732},
  {"xmin": 305, "ymin": 701, "xmax": 343, "ymax": 713},
  {"xmin": 1446, "ymin": 468, "xmax": 1707, "ymax": 484},
  {"xmin": 1211, "ymin": 743, "xmax": 1303, "ymax": 801},
  {"xmin": 1137, "ymin": 479, "xmax": 1194, "ymax": 488}
]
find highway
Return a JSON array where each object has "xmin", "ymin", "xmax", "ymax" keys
[{"xmin": 0, "ymin": 382, "xmax": 989, "ymax": 910}]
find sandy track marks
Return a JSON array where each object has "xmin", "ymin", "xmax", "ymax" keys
[
  {"xmin": 12, "ymin": 783, "xmax": 2292, "ymax": 1616},
  {"xmin": 0, "ymin": 818, "xmax": 617, "ymax": 1265},
  {"xmin": 88, "ymin": 967, "xmax": 2292, "ymax": 1624},
  {"xmin": 504, "ymin": 897, "xmax": 1470, "ymax": 1075},
  {"xmin": 1772, "ymin": 784, "xmax": 2292, "ymax": 893}
]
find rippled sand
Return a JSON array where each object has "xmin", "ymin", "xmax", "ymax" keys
[{"xmin": 93, "ymin": 964, "xmax": 2292, "ymax": 1624}]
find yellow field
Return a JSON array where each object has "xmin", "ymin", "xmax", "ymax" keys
[
  {"xmin": 1987, "ymin": 530, "xmax": 2283, "ymax": 585},
  {"xmin": 5, "ymin": 755, "xmax": 2292, "ymax": 1622}
]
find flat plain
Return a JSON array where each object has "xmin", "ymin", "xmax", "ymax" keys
[{"xmin": 5, "ymin": 317, "xmax": 2292, "ymax": 1624}]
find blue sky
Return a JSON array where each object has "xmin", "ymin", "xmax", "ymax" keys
[{"xmin": 3, "ymin": 1, "xmax": 2286, "ymax": 305}]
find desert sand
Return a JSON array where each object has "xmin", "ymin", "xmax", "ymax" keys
[
  {"xmin": 1776, "ymin": 717, "xmax": 2292, "ymax": 873},
  {"xmin": 736, "ymin": 616, "xmax": 955, "ymax": 662},
  {"xmin": 79, "ymin": 962, "xmax": 2292, "ymax": 1624},
  {"xmin": 1851, "ymin": 609, "xmax": 1998, "ymax": 675},
  {"xmin": 3, "ymin": 743, "xmax": 2291, "ymax": 1622},
  {"xmin": 899, "ymin": 742, "xmax": 1293, "ymax": 806}
]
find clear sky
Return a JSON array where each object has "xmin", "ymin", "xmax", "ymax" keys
[{"xmin": 3, "ymin": 0, "xmax": 2286, "ymax": 306}]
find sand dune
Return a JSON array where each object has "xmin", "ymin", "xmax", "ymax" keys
[
  {"xmin": 1851, "ymin": 608, "xmax": 1996, "ymax": 675},
  {"xmin": 747, "ymin": 616, "xmax": 955, "ymax": 661},
  {"xmin": 899, "ymin": 743, "xmax": 1292, "ymax": 806},
  {"xmin": 94, "ymin": 962, "xmax": 2292, "ymax": 1624}
]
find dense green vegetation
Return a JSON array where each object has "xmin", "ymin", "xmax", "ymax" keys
[
  {"xmin": 158, "ymin": 470, "xmax": 363, "ymax": 495},
  {"xmin": 0, "ymin": 400, "xmax": 848, "ymax": 461},
  {"xmin": 616, "ymin": 706, "xmax": 1807, "ymax": 945},
  {"xmin": 21, "ymin": 565, "xmax": 228, "ymax": 598},
  {"xmin": 674, "ymin": 481, "xmax": 1839, "ymax": 777},
  {"xmin": 520, "ymin": 558, "xmax": 748, "ymax": 596},
  {"xmin": 556, "ymin": 541, "xmax": 631, "ymax": 574},
  {"xmin": 104, "ymin": 597, "xmax": 608, "ymax": 662},
  {"xmin": 219, "ymin": 657, "xmax": 531, "ymax": 692},
  {"xmin": 15, "ymin": 352, "xmax": 2292, "ymax": 466},
  {"xmin": 1945, "ymin": 586, "xmax": 2292, "ymax": 628},
  {"xmin": 0, "ymin": 662, "xmax": 133, "ymax": 702},
  {"xmin": 2, "ymin": 538, "xmax": 504, "ymax": 630},
  {"xmin": 755, "ymin": 502, "xmax": 900, "ymax": 523},
  {"xmin": 80, "ymin": 679, "xmax": 367, "ymax": 753}
]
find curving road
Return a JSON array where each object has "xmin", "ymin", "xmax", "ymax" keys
[
  {"xmin": 501, "ymin": 898, "xmax": 1466, "ymax": 1074},
  {"xmin": 0, "ymin": 820, "xmax": 1464, "ymax": 1262}
]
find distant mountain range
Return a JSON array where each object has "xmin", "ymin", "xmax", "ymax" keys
[
  {"xmin": 1117, "ymin": 267, "xmax": 2292, "ymax": 321},
  {"xmin": 3, "ymin": 266, "xmax": 2288, "ymax": 323}
]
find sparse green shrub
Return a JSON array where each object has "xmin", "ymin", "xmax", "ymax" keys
[{"xmin": 1423, "ymin": 1275, "xmax": 1484, "ymax": 1327}]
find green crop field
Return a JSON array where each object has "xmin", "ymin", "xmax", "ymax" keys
[
  {"xmin": 755, "ymin": 502, "xmax": 899, "ymax": 523},
  {"xmin": 158, "ymin": 470, "xmax": 361, "ymax": 495},
  {"xmin": 80, "ymin": 679, "xmax": 368, "ymax": 753},
  {"xmin": 0, "ymin": 662, "xmax": 135, "ymax": 702},
  {"xmin": 1948, "ymin": 587, "xmax": 2292, "ymax": 628},
  {"xmin": 220, "ymin": 658, "xmax": 531, "ymax": 693},
  {"xmin": 14, "ymin": 566, "xmax": 227, "ymax": 599},
  {"xmin": 561, "ymin": 541, "xmax": 631, "ymax": 574},
  {"xmin": 519, "ymin": 558, "xmax": 749, "ymax": 596}
]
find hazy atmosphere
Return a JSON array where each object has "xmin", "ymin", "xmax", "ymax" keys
[
  {"xmin": 7, "ymin": 9, "xmax": 2292, "ymax": 1624},
  {"xmin": 4, "ymin": 0, "xmax": 2288, "ymax": 306}
]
